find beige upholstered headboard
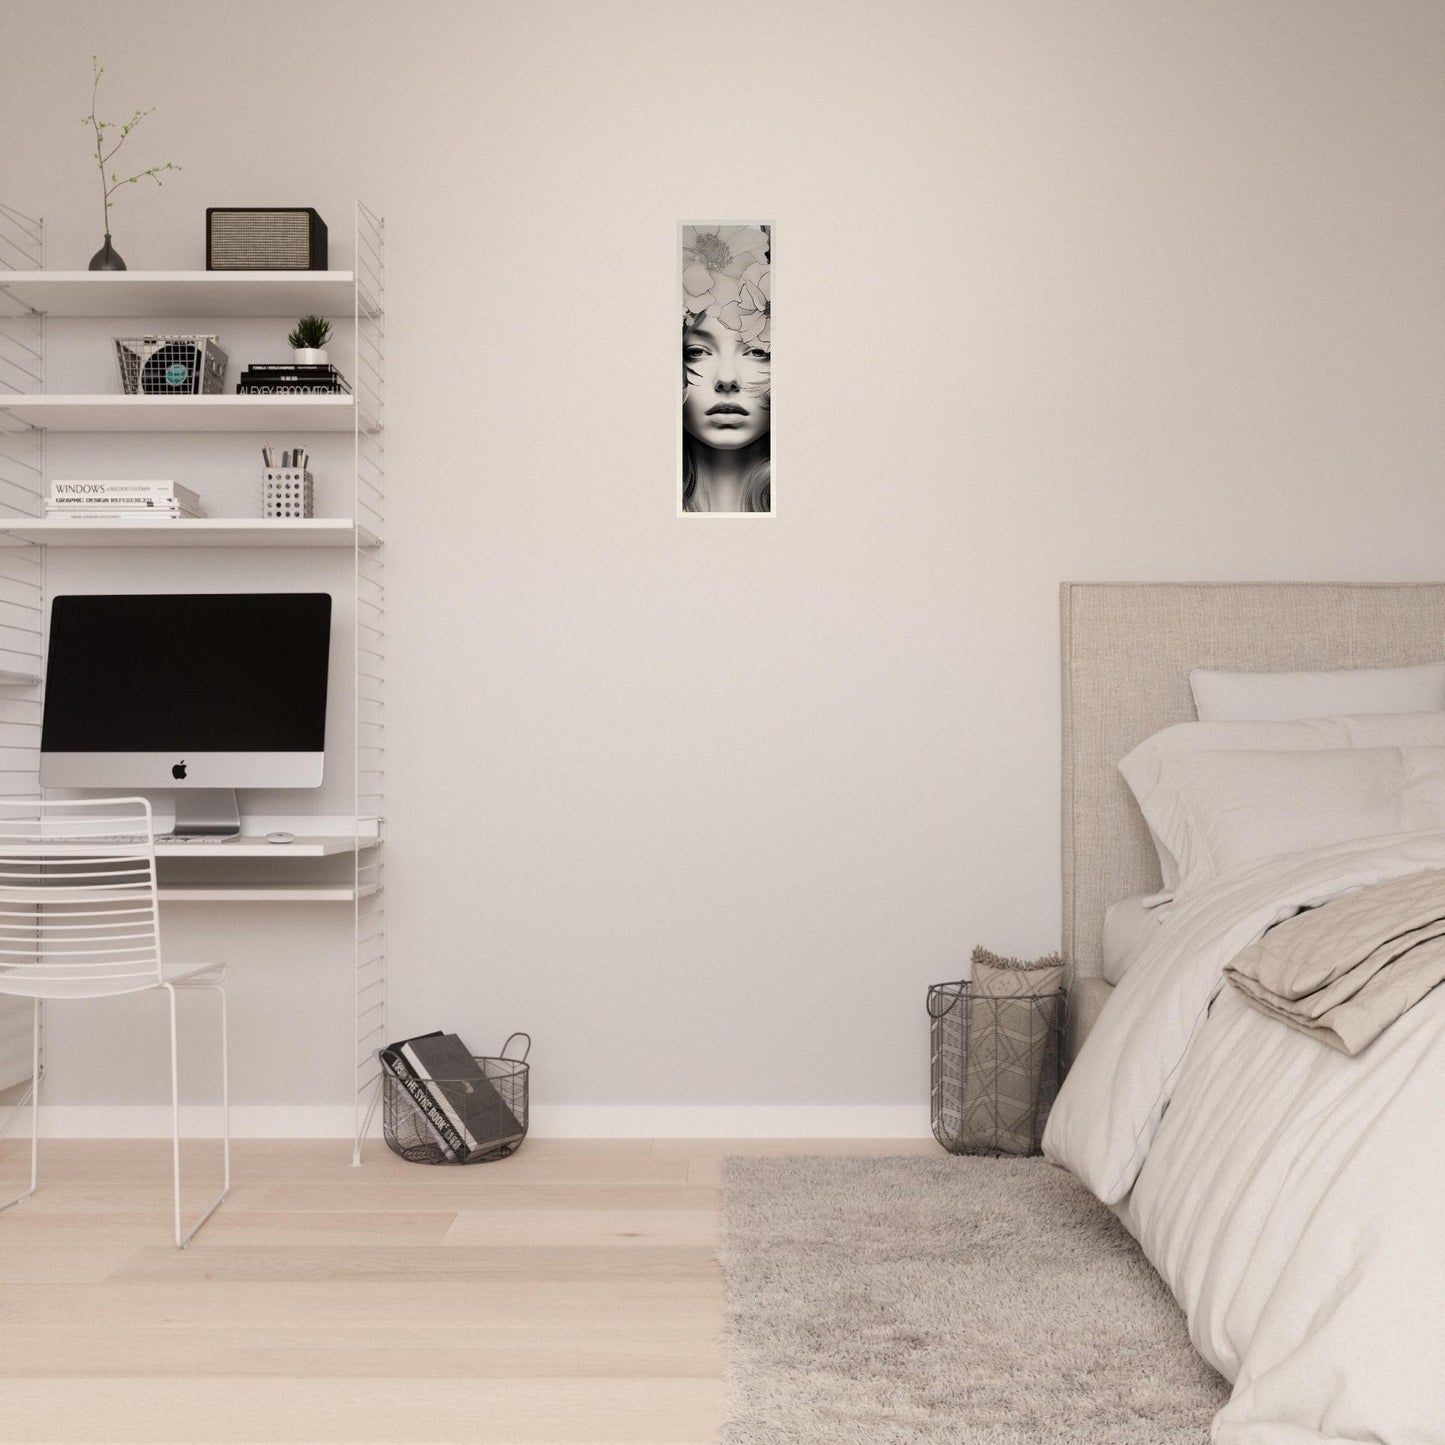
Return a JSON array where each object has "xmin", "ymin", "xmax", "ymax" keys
[{"xmin": 1061, "ymin": 582, "xmax": 1445, "ymax": 980}]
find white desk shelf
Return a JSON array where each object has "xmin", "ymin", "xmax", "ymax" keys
[
  {"xmin": 0, "ymin": 200, "xmax": 387, "ymax": 1164},
  {"xmin": 0, "ymin": 394, "xmax": 365, "ymax": 433},
  {"xmin": 0, "ymin": 518, "xmax": 379, "ymax": 548},
  {"xmin": 154, "ymin": 835, "xmax": 368, "ymax": 859},
  {"xmin": 0, "ymin": 270, "xmax": 368, "ymax": 319},
  {"xmin": 158, "ymin": 883, "xmax": 382, "ymax": 903},
  {"xmin": 13, "ymin": 835, "xmax": 372, "ymax": 860}
]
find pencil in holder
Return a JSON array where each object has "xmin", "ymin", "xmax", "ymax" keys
[{"xmin": 263, "ymin": 468, "xmax": 314, "ymax": 519}]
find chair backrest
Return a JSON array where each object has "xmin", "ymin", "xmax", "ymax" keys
[{"xmin": 0, "ymin": 797, "xmax": 162, "ymax": 999}]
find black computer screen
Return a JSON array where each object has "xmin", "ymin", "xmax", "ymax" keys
[{"xmin": 41, "ymin": 593, "xmax": 332, "ymax": 753}]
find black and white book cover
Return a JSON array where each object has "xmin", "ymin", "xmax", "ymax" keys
[
  {"xmin": 382, "ymin": 1031, "xmax": 462, "ymax": 1159},
  {"xmin": 680, "ymin": 222, "xmax": 772, "ymax": 515},
  {"xmin": 398, "ymin": 1032, "xmax": 524, "ymax": 1158}
]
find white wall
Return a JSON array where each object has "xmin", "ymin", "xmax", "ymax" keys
[{"xmin": 3, "ymin": 1, "xmax": 1444, "ymax": 1134}]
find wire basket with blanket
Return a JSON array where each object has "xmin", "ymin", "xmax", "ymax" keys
[{"xmin": 928, "ymin": 949, "xmax": 1066, "ymax": 1157}]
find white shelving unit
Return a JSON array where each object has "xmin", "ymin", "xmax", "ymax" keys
[
  {"xmin": 0, "ymin": 270, "xmax": 368, "ymax": 318},
  {"xmin": 0, "ymin": 394, "xmax": 365, "ymax": 432},
  {"xmin": 0, "ymin": 199, "xmax": 387, "ymax": 1160},
  {"xmin": 159, "ymin": 884, "xmax": 382, "ymax": 903},
  {"xmin": 0, "ymin": 518, "xmax": 378, "ymax": 547},
  {"xmin": 151, "ymin": 834, "xmax": 377, "ymax": 858}
]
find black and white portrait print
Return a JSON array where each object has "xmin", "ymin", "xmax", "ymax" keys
[{"xmin": 680, "ymin": 223, "xmax": 772, "ymax": 514}]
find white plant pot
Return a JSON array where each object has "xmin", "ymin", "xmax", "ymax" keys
[{"xmin": 294, "ymin": 348, "xmax": 328, "ymax": 365}]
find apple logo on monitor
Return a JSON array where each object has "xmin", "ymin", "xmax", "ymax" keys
[{"xmin": 172, "ymin": 761, "xmax": 187, "ymax": 780}]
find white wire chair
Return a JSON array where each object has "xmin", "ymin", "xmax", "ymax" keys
[{"xmin": 0, "ymin": 796, "xmax": 229, "ymax": 1247}]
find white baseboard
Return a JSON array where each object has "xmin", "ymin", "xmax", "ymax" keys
[
  {"xmin": 531, "ymin": 1106, "xmax": 932, "ymax": 1138},
  {"xmin": 20, "ymin": 1103, "xmax": 932, "ymax": 1140},
  {"xmin": 29, "ymin": 1105, "xmax": 365, "ymax": 1139}
]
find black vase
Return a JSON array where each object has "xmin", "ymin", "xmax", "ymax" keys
[{"xmin": 88, "ymin": 234, "xmax": 126, "ymax": 271}]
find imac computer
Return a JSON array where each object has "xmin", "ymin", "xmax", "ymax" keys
[{"xmin": 40, "ymin": 593, "xmax": 333, "ymax": 837}]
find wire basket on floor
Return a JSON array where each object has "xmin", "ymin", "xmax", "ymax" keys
[
  {"xmin": 380, "ymin": 1033, "xmax": 530, "ymax": 1165},
  {"xmin": 928, "ymin": 981, "xmax": 1065, "ymax": 1157}
]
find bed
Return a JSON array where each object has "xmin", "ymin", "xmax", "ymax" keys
[{"xmin": 1045, "ymin": 581, "xmax": 1445, "ymax": 1445}]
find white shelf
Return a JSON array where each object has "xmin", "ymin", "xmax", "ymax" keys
[
  {"xmin": 153, "ymin": 835, "xmax": 365, "ymax": 859},
  {"xmin": 0, "ymin": 394, "xmax": 363, "ymax": 433},
  {"xmin": 0, "ymin": 670, "xmax": 39, "ymax": 686},
  {"xmin": 158, "ymin": 883, "xmax": 379, "ymax": 903},
  {"xmin": 12, "ymin": 835, "xmax": 369, "ymax": 860},
  {"xmin": 0, "ymin": 270, "xmax": 364, "ymax": 318},
  {"xmin": 0, "ymin": 518, "xmax": 378, "ymax": 548}
]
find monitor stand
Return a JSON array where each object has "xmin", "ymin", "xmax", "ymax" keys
[{"xmin": 171, "ymin": 789, "xmax": 241, "ymax": 838}]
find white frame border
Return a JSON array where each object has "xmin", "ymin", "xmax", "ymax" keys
[{"xmin": 677, "ymin": 219, "xmax": 775, "ymax": 519}]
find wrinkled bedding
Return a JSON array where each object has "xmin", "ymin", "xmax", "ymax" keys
[
  {"xmin": 1044, "ymin": 832, "xmax": 1445, "ymax": 1444},
  {"xmin": 1225, "ymin": 866, "xmax": 1445, "ymax": 1054}
]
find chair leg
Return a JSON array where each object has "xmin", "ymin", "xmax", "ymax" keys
[
  {"xmin": 0, "ymin": 998, "xmax": 40, "ymax": 1214},
  {"xmin": 164, "ymin": 981, "xmax": 230, "ymax": 1249}
]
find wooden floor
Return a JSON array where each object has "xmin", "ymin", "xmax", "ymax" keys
[{"xmin": 0, "ymin": 1137, "xmax": 936, "ymax": 1444}]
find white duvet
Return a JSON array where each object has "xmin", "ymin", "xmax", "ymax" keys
[{"xmin": 1044, "ymin": 831, "xmax": 1445, "ymax": 1445}]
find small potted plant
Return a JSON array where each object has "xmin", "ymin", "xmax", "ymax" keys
[{"xmin": 288, "ymin": 314, "xmax": 332, "ymax": 365}]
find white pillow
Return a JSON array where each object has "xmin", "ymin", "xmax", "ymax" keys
[
  {"xmin": 1190, "ymin": 662, "xmax": 1445, "ymax": 722},
  {"xmin": 1119, "ymin": 712, "xmax": 1445, "ymax": 895},
  {"xmin": 1133, "ymin": 746, "xmax": 1445, "ymax": 901},
  {"xmin": 1102, "ymin": 894, "xmax": 1167, "ymax": 984}
]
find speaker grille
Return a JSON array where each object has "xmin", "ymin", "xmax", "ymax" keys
[{"xmin": 207, "ymin": 210, "xmax": 324, "ymax": 270}]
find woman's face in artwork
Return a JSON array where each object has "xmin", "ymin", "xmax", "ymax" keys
[{"xmin": 682, "ymin": 315, "xmax": 771, "ymax": 451}]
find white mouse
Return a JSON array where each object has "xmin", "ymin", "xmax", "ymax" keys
[{"xmin": 266, "ymin": 831, "xmax": 295, "ymax": 845}]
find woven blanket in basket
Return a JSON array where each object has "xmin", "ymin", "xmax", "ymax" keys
[{"xmin": 960, "ymin": 948, "xmax": 1064, "ymax": 1155}]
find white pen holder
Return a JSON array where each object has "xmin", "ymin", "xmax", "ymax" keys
[{"xmin": 263, "ymin": 468, "xmax": 314, "ymax": 519}]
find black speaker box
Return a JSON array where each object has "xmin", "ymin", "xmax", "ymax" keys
[{"xmin": 206, "ymin": 208, "xmax": 328, "ymax": 270}]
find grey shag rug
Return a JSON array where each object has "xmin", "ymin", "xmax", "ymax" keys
[{"xmin": 720, "ymin": 1156, "xmax": 1230, "ymax": 1444}]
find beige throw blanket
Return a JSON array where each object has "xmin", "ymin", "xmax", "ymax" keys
[
  {"xmin": 1225, "ymin": 866, "xmax": 1445, "ymax": 1054},
  {"xmin": 960, "ymin": 948, "xmax": 1065, "ymax": 1155}
]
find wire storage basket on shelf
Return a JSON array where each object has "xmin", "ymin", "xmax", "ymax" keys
[
  {"xmin": 928, "ymin": 981, "xmax": 1065, "ymax": 1157},
  {"xmin": 114, "ymin": 334, "xmax": 228, "ymax": 395},
  {"xmin": 380, "ymin": 1033, "xmax": 530, "ymax": 1165}
]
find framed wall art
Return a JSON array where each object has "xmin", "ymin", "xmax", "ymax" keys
[{"xmin": 679, "ymin": 221, "xmax": 772, "ymax": 515}]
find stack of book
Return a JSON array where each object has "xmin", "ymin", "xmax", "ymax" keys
[
  {"xmin": 382, "ymin": 1031, "xmax": 526, "ymax": 1163},
  {"xmin": 236, "ymin": 363, "xmax": 351, "ymax": 395},
  {"xmin": 47, "ymin": 480, "xmax": 205, "ymax": 519}
]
